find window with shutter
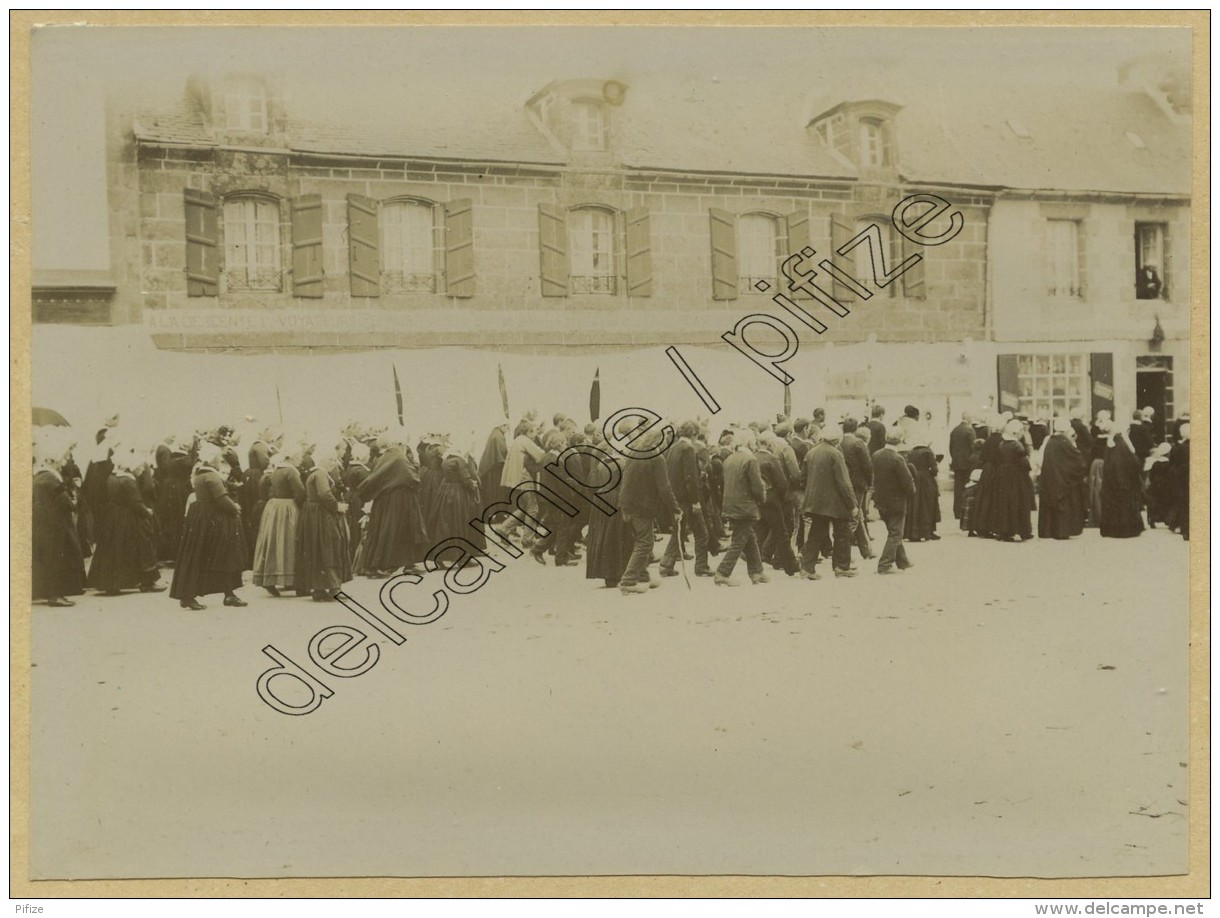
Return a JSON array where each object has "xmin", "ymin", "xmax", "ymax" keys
[
  {"xmin": 538, "ymin": 204, "xmax": 569, "ymax": 297},
  {"xmin": 851, "ymin": 218, "xmax": 898, "ymax": 299},
  {"xmin": 291, "ymin": 195, "xmax": 324, "ymax": 298},
  {"xmin": 736, "ymin": 213, "xmax": 782, "ymax": 294},
  {"xmin": 569, "ymin": 206, "xmax": 616, "ymax": 295},
  {"xmin": 445, "ymin": 198, "xmax": 475, "ymax": 298},
  {"xmin": 784, "ymin": 208, "xmax": 812, "ymax": 300},
  {"xmin": 380, "ymin": 199, "xmax": 439, "ymax": 294},
  {"xmin": 347, "ymin": 193, "xmax": 380, "ymax": 298},
  {"xmin": 709, "ymin": 208, "xmax": 738, "ymax": 301},
  {"xmin": 624, "ymin": 206, "xmax": 653, "ymax": 297},
  {"xmin": 223, "ymin": 196, "xmax": 282, "ymax": 292},
  {"xmin": 829, "ymin": 211, "xmax": 856, "ymax": 302},
  {"xmin": 900, "ymin": 231, "xmax": 926, "ymax": 299},
  {"xmin": 184, "ymin": 189, "xmax": 219, "ymax": 297}
]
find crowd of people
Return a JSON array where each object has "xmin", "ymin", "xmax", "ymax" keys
[{"xmin": 30, "ymin": 399, "xmax": 1191, "ymax": 608}]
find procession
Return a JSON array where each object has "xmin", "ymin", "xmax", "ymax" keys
[{"xmin": 31, "ymin": 397, "xmax": 1192, "ymax": 611}]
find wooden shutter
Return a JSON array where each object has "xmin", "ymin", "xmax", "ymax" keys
[
  {"xmin": 184, "ymin": 189, "xmax": 219, "ymax": 297},
  {"xmin": 830, "ymin": 210, "xmax": 855, "ymax": 302},
  {"xmin": 445, "ymin": 198, "xmax": 475, "ymax": 298},
  {"xmin": 1089, "ymin": 352, "xmax": 1115, "ymax": 419},
  {"xmin": 997, "ymin": 354, "xmax": 1021, "ymax": 413},
  {"xmin": 538, "ymin": 204, "xmax": 569, "ymax": 297},
  {"xmin": 347, "ymin": 193, "xmax": 380, "ymax": 298},
  {"xmin": 784, "ymin": 208, "xmax": 812, "ymax": 299},
  {"xmin": 709, "ymin": 208, "xmax": 737, "ymax": 301},
  {"xmin": 290, "ymin": 194, "xmax": 324, "ymax": 298},
  {"xmin": 1162, "ymin": 224, "xmax": 1173, "ymax": 300},
  {"xmin": 901, "ymin": 230, "xmax": 926, "ymax": 299},
  {"xmin": 625, "ymin": 206, "xmax": 653, "ymax": 297}
]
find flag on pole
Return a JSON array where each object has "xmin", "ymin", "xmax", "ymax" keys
[
  {"xmin": 498, "ymin": 363, "xmax": 510, "ymax": 420},
  {"xmin": 589, "ymin": 368, "xmax": 601, "ymax": 422},
  {"xmin": 783, "ymin": 382, "xmax": 792, "ymax": 419},
  {"xmin": 276, "ymin": 384, "xmax": 284, "ymax": 426},
  {"xmin": 392, "ymin": 363, "xmax": 404, "ymax": 427}
]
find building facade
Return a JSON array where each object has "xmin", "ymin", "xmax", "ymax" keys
[{"xmin": 34, "ymin": 59, "xmax": 1191, "ymax": 428}]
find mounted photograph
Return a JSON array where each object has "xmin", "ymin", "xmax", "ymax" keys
[{"xmin": 20, "ymin": 19, "xmax": 1198, "ymax": 884}]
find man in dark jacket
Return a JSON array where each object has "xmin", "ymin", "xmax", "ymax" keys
[
  {"xmin": 866, "ymin": 404, "xmax": 887, "ymax": 455},
  {"xmin": 756, "ymin": 432, "xmax": 799, "ymax": 576},
  {"xmin": 872, "ymin": 429, "xmax": 916, "ymax": 574},
  {"xmin": 800, "ymin": 424, "xmax": 859, "ymax": 579},
  {"xmin": 840, "ymin": 419, "xmax": 875, "ymax": 560},
  {"xmin": 617, "ymin": 426, "xmax": 680, "ymax": 594},
  {"xmin": 661, "ymin": 420, "xmax": 710, "ymax": 578},
  {"xmin": 949, "ymin": 410, "xmax": 976, "ymax": 520},
  {"xmin": 715, "ymin": 429, "xmax": 768, "ymax": 587}
]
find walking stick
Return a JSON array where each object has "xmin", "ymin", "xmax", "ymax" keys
[{"xmin": 674, "ymin": 511, "xmax": 692, "ymax": 590}]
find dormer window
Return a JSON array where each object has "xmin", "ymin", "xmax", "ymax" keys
[
  {"xmin": 224, "ymin": 76, "xmax": 268, "ymax": 133},
  {"xmin": 572, "ymin": 100, "xmax": 607, "ymax": 151},
  {"xmin": 527, "ymin": 80, "xmax": 624, "ymax": 157},
  {"xmin": 859, "ymin": 118, "xmax": 886, "ymax": 168}
]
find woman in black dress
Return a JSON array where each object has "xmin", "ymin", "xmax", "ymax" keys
[
  {"xmin": 990, "ymin": 419, "xmax": 1036, "ymax": 542},
  {"xmin": 1086, "ymin": 411, "xmax": 1111, "ymax": 528},
  {"xmin": 1037, "ymin": 426, "xmax": 1086, "ymax": 539},
  {"xmin": 155, "ymin": 432, "xmax": 195, "ymax": 564},
  {"xmin": 1099, "ymin": 427, "xmax": 1144, "ymax": 539},
  {"xmin": 904, "ymin": 436, "xmax": 941, "ymax": 542},
  {"xmin": 170, "ymin": 444, "xmax": 249, "ymax": 610},
  {"xmin": 966, "ymin": 417, "xmax": 1005, "ymax": 538},
  {"xmin": 296, "ymin": 458, "xmax": 352, "ymax": 602},
  {"xmin": 342, "ymin": 440, "xmax": 371, "ymax": 563},
  {"xmin": 87, "ymin": 448, "xmax": 166, "ymax": 595},
  {"xmin": 356, "ymin": 431, "xmax": 428, "ymax": 578},
  {"xmin": 32, "ymin": 432, "xmax": 86, "ymax": 606},
  {"xmin": 430, "ymin": 447, "xmax": 483, "ymax": 549}
]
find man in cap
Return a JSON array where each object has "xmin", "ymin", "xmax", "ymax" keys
[
  {"xmin": 871, "ymin": 429, "xmax": 916, "ymax": 574},
  {"xmin": 660, "ymin": 420, "xmax": 711, "ymax": 578},
  {"xmin": 800, "ymin": 423, "xmax": 859, "ymax": 579}
]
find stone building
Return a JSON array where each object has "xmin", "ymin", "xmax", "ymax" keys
[{"xmin": 33, "ymin": 56, "xmax": 1190, "ymax": 429}]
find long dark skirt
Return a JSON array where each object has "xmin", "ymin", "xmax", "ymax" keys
[
  {"xmin": 155, "ymin": 475, "xmax": 191, "ymax": 562},
  {"xmin": 585, "ymin": 508, "xmax": 632, "ymax": 585},
  {"xmin": 296, "ymin": 503, "xmax": 352, "ymax": 594},
  {"xmin": 1037, "ymin": 489, "xmax": 1085, "ymax": 539},
  {"xmin": 1099, "ymin": 484, "xmax": 1144, "ymax": 538},
  {"xmin": 88, "ymin": 506, "xmax": 158, "ymax": 591},
  {"xmin": 990, "ymin": 467, "xmax": 1035, "ymax": 540},
  {"xmin": 359, "ymin": 486, "xmax": 428, "ymax": 573},
  {"xmin": 905, "ymin": 470, "xmax": 941, "ymax": 541},
  {"xmin": 170, "ymin": 502, "xmax": 247, "ymax": 599},
  {"xmin": 967, "ymin": 466, "xmax": 997, "ymax": 535},
  {"xmin": 431, "ymin": 480, "xmax": 484, "ymax": 549},
  {"xmin": 33, "ymin": 513, "xmax": 86, "ymax": 600},
  {"xmin": 1085, "ymin": 459, "xmax": 1105, "ymax": 528}
]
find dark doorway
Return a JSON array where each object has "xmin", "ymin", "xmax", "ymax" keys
[{"xmin": 1136, "ymin": 359, "xmax": 1172, "ymax": 442}]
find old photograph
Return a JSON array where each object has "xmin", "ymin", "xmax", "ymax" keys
[{"xmin": 21, "ymin": 19, "xmax": 1197, "ymax": 885}]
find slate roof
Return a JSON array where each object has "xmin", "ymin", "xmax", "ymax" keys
[{"xmin": 129, "ymin": 67, "xmax": 1191, "ymax": 196}]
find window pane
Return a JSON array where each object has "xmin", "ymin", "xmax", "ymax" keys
[
  {"xmin": 569, "ymin": 208, "xmax": 617, "ymax": 293},
  {"xmin": 738, "ymin": 214, "xmax": 779, "ymax": 289},
  {"xmin": 1046, "ymin": 219, "xmax": 1080, "ymax": 296},
  {"xmin": 381, "ymin": 201, "xmax": 435, "ymax": 292}
]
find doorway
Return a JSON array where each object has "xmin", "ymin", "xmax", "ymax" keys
[{"xmin": 1135, "ymin": 356, "xmax": 1173, "ymax": 442}]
